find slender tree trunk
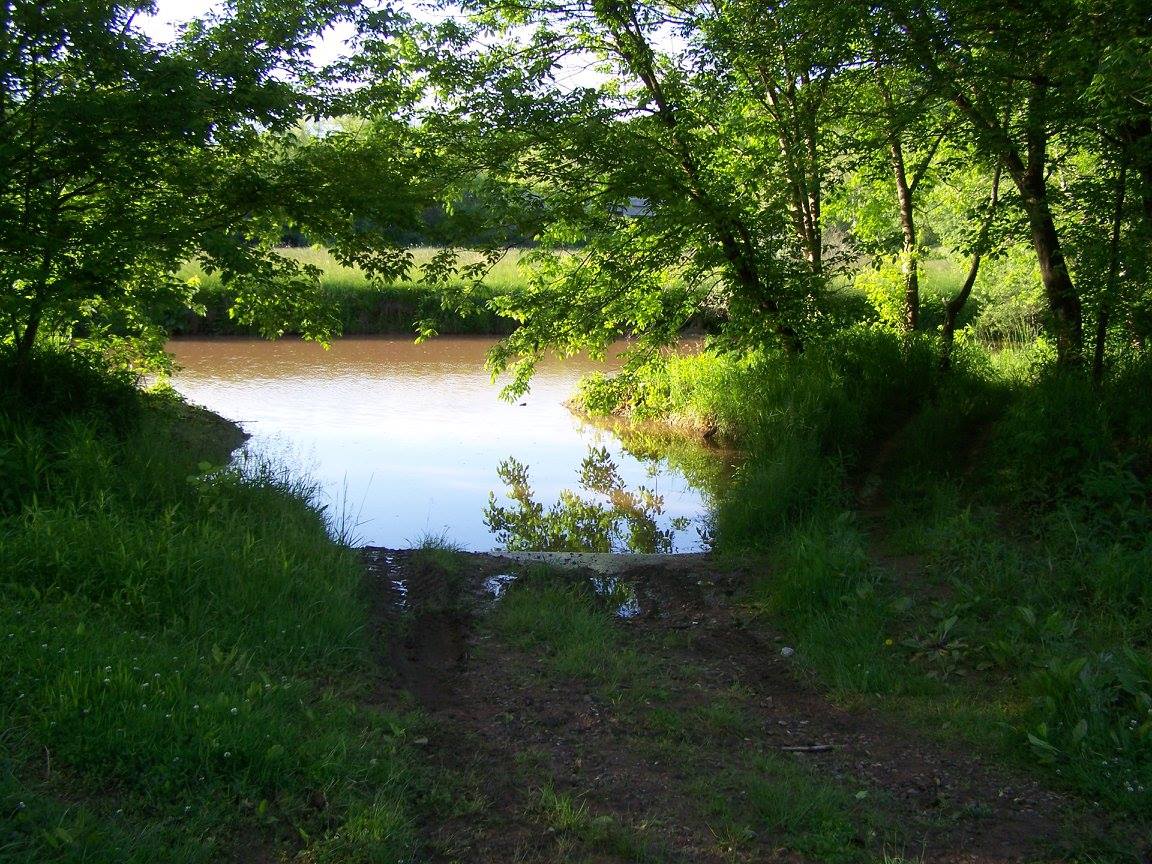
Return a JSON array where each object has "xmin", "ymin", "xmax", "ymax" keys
[
  {"xmin": 937, "ymin": 75, "xmax": 1084, "ymax": 364},
  {"xmin": 1093, "ymin": 159, "xmax": 1127, "ymax": 384},
  {"xmin": 803, "ymin": 100, "xmax": 824, "ymax": 278},
  {"xmin": 891, "ymin": 138, "xmax": 919, "ymax": 330},
  {"xmin": 606, "ymin": 8, "xmax": 803, "ymax": 352},
  {"xmin": 941, "ymin": 165, "xmax": 1001, "ymax": 370},
  {"xmin": 761, "ymin": 71, "xmax": 825, "ymax": 280},
  {"xmin": 1001, "ymin": 85, "xmax": 1083, "ymax": 365},
  {"xmin": 13, "ymin": 310, "xmax": 42, "ymax": 381},
  {"xmin": 879, "ymin": 79, "xmax": 919, "ymax": 330}
]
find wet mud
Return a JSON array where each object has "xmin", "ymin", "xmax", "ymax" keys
[{"xmin": 362, "ymin": 547, "xmax": 1122, "ymax": 863}]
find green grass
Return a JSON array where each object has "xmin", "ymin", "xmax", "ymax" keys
[
  {"xmin": 483, "ymin": 567, "xmax": 895, "ymax": 861},
  {"xmin": 577, "ymin": 323, "xmax": 1152, "ymax": 826},
  {"xmin": 171, "ymin": 246, "xmax": 529, "ymax": 337},
  {"xmin": 530, "ymin": 785, "xmax": 660, "ymax": 862},
  {"xmin": 0, "ymin": 350, "xmax": 429, "ymax": 862},
  {"xmin": 491, "ymin": 572, "xmax": 647, "ymax": 687},
  {"xmin": 693, "ymin": 752, "xmax": 874, "ymax": 863}
]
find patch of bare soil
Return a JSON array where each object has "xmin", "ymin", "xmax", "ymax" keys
[{"xmin": 362, "ymin": 547, "xmax": 1110, "ymax": 864}]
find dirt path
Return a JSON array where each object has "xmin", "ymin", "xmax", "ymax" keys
[{"xmin": 363, "ymin": 547, "xmax": 1100, "ymax": 863}]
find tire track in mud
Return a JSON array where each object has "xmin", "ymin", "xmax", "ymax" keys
[{"xmin": 362, "ymin": 548, "xmax": 1106, "ymax": 863}]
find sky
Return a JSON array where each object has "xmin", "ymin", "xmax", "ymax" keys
[
  {"xmin": 141, "ymin": 0, "xmax": 358, "ymax": 67},
  {"xmin": 142, "ymin": 0, "xmax": 610, "ymax": 93},
  {"xmin": 139, "ymin": 0, "xmax": 220, "ymax": 40}
]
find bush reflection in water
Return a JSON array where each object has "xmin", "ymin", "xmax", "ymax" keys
[{"xmin": 484, "ymin": 446, "xmax": 691, "ymax": 553}]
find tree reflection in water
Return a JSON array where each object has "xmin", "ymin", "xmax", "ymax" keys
[{"xmin": 484, "ymin": 446, "xmax": 690, "ymax": 553}]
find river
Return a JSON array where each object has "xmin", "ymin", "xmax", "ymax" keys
[{"xmin": 167, "ymin": 336, "xmax": 721, "ymax": 552}]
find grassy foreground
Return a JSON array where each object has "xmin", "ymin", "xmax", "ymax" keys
[
  {"xmin": 171, "ymin": 247, "xmax": 526, "ymax": 337},
  {"xmin": 575, "ymin": 327, "xmax": 1152, "ymax": 824},
  {"xmin": 0, "ymin": 351, "xmax": 431, "ymax": 862}
]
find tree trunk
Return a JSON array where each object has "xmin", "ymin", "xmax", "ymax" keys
[
  {"xmin": 607, "ymin": 12, "xmax": 803, "ymax": 352},
  {"xmin": 942, "ymin": 165, "xmax": 1001, "ymax": 370},
  {"xmin": 1093, "ymin": 159, "xmax": 1127, "ymax": 384},
  {"xmin": 13, "ymin": 311, "xmax": 42, "ymax": 382},
  {"xmin": 1015, "ymin": 85, "xmax": 1083, "ymax": 364},
  {"xmin": 1021, "ymin": 182, "xmax": 1083, "ymax": 364},
  {"xmin": 891, "ymin": 137, "xmax": 919, "ymax": 330},
  {"xmin": 879, "ymin": 78, "xmax": 919, "ymax": 330},
  {"xmin": 941, "ymin": 77, "xmax": 1084, "ymax": 364}
]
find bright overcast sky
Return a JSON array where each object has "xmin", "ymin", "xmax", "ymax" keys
[{"xmin": 139, "ymin": 0, "xmax": 220, "ymax": 39}]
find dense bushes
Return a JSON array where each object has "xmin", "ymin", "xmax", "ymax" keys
[
  {"xmin": 578, "ymin": 325, "xmax": 954, "ymax": 546},
  {"xmin": 578, "ymin": 331, "xmax": 1152, "ymax": 813}
]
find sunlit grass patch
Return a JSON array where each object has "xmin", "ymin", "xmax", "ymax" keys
[
  {"xmin": 530, "ymin": 784, "xmax": 662, "ymax": 862},
  {"xmin": 174, "ymin": 246, "xmax": 528, "ymax": 337}
]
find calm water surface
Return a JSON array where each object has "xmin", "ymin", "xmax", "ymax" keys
[{"xmin": 167, "ymin": 336, "xmax": 714, "ymax": 551}]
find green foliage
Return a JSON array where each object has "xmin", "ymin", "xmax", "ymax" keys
[
  {"xmin": 604, "ymin": 322, "xmax": 1152, "ymax": 815},
  {"xmin": 0, "ymin": 1, "xmax": 366, "ymax": 364},
  {"xmin": 580, "ymin": 326, "xmax": 943, "ymax": 549},
  {"xmin": 854, "ymin": 257, "xmax": 908, "ymax": 329},
  {"xmin": 170, "ymin": 247, "xmax": 523, "ymax": 337},
  {"xmin": 1024, "ymin": 650, "xmax": 1152, "ymax": 809},
  {"xmin": 990, "ymin": 369, "xmax": 1114, "ymax": 501},
  {"xmin": 967, "ymin": 246, "xmax": 1047, "ymax": 346},
  {"xmin": 491, "ymin": 573, "xmax": 644, "ymax": 686}
]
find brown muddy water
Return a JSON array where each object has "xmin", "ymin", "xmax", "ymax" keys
[{"xmin": 167, "ymin": 336, "xmax": 721, "ymax": 552}]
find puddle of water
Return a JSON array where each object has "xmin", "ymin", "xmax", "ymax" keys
[
  {"xmin": 482, "ymin": 573, "xmax": 519, "ymax": 599},
  {"xmin": 389, "ymin": 579, "xmax": 409, "ymax": 609},
  {"xmin": 168, "ymin": 336, "xmax": 718, "ymax": 551},
  {"xmin": 590, "ymin": 575, "xmax": 643, "ymax": 619}
]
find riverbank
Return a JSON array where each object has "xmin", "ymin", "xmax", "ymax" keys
[
  {"xmin": 3, "ymin": 341, "xmax": 1149, "ymax": 861},
  {"xmin": 364, "ymin": 546, "xmax": 1130, "ymax": 861},
  {"xmin": 573, "ymin": 327, "xmax": 1152, "ymax": 828},
  {"xmin": 0, "ymin": 352, "xmax": 433, "ymax": 862},
  {"xmin": 170, "ymin": 247, "xmax": 522, "ymax": 337}
]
